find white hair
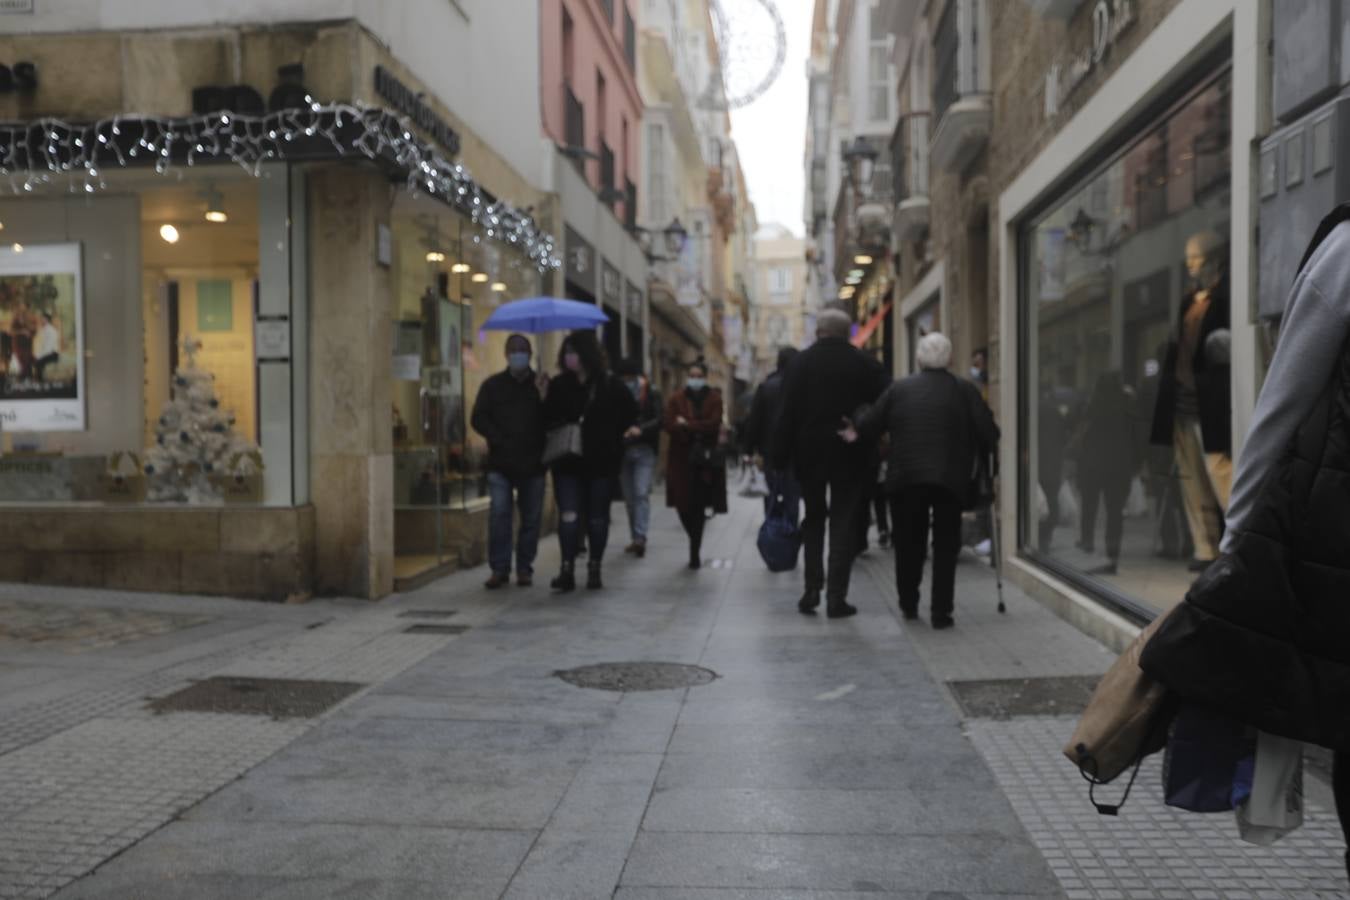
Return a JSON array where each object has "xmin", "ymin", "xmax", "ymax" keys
[
  {"xmin": 816, "ymin": 309, "xmax": 852, "ymax": 340},
  {"xmin": 916, "ymin": 332, "xmax": 952, "ymax": 371}
]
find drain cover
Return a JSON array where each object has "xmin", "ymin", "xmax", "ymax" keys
[
  {"xmin": 947, "ymin": 675, "xmax": 1101, "ymax": 720},
  {"xmin": 148, "ymin": 677, "xmax": 364, "ymax": 719},
  {"xmin": 403, "ymin": 624, "xmax": 468, "ymax": 635},
  {"xmin": 555, "ymin": 662, "xmax": 717, "ymax": 692},
  {"xmin": 397, "ymin": 610, "xmax": 458, "ymax": 619}
]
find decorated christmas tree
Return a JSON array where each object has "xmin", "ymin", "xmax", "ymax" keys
[{"xmin": 144, "ymin": 334, "xmax": 263, "ymax": 504}]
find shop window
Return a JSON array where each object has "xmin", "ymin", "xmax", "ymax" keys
[
  {"xmin": 1020, "ymin": 70, "xmax": 1232, "ymax": 617},
  {"xmin": 0, "ymin": 168, "xmax": 293, "ymax": 507}
]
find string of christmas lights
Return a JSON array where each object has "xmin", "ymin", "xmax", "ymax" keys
[{"xmin": 0, "ymin": 100, "xmax": 561, "ymax": 272}]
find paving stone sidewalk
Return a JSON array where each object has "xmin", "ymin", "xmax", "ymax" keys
[
  {"xmin": 39, "ymin": 498, "xmax": 1061, "ymax": 899},
  {"xmin": 858, "ymin": 545, "xmax": 1350, "ymax": 899}
]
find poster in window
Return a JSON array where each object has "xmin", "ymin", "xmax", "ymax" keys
[
  {"xmin": 196, "ymin": 280, "xmax": 234, "ymax": 332},
  {"xmin": 0, "ymin": 242, "xmax": 86, "ymax": 431}
]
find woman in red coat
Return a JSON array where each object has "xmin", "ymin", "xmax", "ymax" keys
[{"xmin": 664, "ymin": 360, "xmax": 728, "ymax": 569}]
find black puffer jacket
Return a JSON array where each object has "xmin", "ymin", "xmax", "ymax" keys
[
  {"xmin": 859, "ymin": 369, "xmax": 998, "ymax": 503},
  {"xmin": 1140, "ymin": 212, "xmax": 1350, "ymax": 751}
]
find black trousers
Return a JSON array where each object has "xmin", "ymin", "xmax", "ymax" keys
[
  {"xmin": 873, "ymin": 486, "xmax": 890, "ymax": 535},
  {"xmin": 891, "ymin": 485, "xmax": 962, "ymax": 620},
  {"xmin": 1079, "ymin": 470, "xmax": 1129, "ymax": 559},
  {"xmin": 801, "ymin": 471, "xmax": 867, "ymax": 602},
  {"xmin": 678, "ymin": 507, "xmax": 705, "ymax": 562}
]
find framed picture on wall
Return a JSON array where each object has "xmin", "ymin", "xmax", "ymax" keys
[
  {"xmin": 196, "ymin": 280, "xmax": 233, "ymax": 332},
  {"xmin": 0, "ymin": 242, "xmax": 86, "ymax": 431}
]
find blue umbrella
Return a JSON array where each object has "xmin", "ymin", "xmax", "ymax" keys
[{"xmin": 481, "ymin": 297, "xmax": 610, "ymax": 334}]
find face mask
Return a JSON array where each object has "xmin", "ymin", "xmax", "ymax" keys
[
  {"xmin": 563, "ymin": 352, "xmax": 581, "ymax": 372},
  {"xmin": 625, "ymin": 379, "xmax": 641, "ymax": 398},
  {"xmin": 508, "ymin": 352, "xmax": 530, "ymax": 373},
  {"xmin": 687, "ymin": 377, "xmax": 706, "ymax": 391},
  {"xmin": 970, "ymin": 367, "xmax": 982, "ymax": 380}
]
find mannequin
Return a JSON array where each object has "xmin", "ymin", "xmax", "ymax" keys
[{"xmin": 1149, "ymin": 230, "xmax": 1232, "ymax": 570}]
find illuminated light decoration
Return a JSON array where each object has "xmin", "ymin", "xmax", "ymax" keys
[
  {"xmin": 203, "ymin": 210, "xmax": 228, "ymax": 223},
  {"xmin": 159, "ymin": 224, "xmax": 180, "ymax": 243},
  {"xmin": 10, "ymin": 242, "xmax": 22, "ymax": 253},
  {"xmin": 847, "ymin": 268, "xmax": 864, "ymax": 279},
  {"xmin": 426, "ymin": 251, "xmax": 446, "ymax": 262},
  {"xmin": 491, "ymin": 282, "xmax": 507, "ymax": 292},
  {"xmin": 450, "ymin": 262, "xmax": 471, "ymax": 273},
  {"xmin": 853, "ymin": 254, "xmax": 872, "ymax": 265},
  {"xmin": 0, "ymin": 105, "xmax": 561, "ymax": 273},
  {"xmin": 471, "ymin": 272, "xmax": 489, "ymax": 283}
]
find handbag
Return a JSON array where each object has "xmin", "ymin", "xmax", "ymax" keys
[
  {"xmin": 757, "ymin": 491, "xmax": 802, "ymax": 572},
  {"xmin": 542, "ymin": 382, "xmax": 594, "ymax": 466},
  {"xmin": 1236, "ymin": 731, "xmax": 1304, "ymax": 845},
  {"xmin": 1064, "ymin": 605, "xmax": 1178, "ymax": 814}
]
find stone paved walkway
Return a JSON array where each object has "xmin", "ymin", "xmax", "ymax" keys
[{"xmin": 0, "ymin": 496, "xmax": 1345, "ymax": 898}]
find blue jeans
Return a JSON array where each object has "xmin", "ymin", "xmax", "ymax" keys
[
  {"xmin": 764, "ymin": 468, "xmax": 802, "ymax": 527},
  {"xmin": 554, "ymin": 474, "xmax": 613, "ymax": 564},
  {"xmin": 620, "ymin": 444, "xmax": 657, "ymax": 542},
  {"xmin": 486, "ymin": 472, "xmax": 545, "ymax": 577}
]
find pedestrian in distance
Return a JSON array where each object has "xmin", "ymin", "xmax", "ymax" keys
[
  {"xmin": 848, "ymin": 332, "xmax": 998, "ymax": 629},
  {"xmin": 1072, "ymin": 370, "xmax": 1139, "ymax": 576},
  {"xmin": 664, "ymin": 359, "xmax": 728, "ymax": 570},
  {"xmin": 543, "ymin": 330, "xmax": 638, "ymax": 592},
  {"xmin": 617, "ymin": 358, "xmax": 663, "ymax": 559},
  {"xmin": 470, "ymin": 333, "xmax": 549, "ymax": 589},
  {"xmin": 1139, "ymin": 207, "xmax": 1350, "ymax": 878},
  {"xmin": 773, "ymin": 309, "xmax": 890, "ymax": 618},
  {"xmin": 742, "ymin": 346, "xmax": 801, "ymax": 525}
]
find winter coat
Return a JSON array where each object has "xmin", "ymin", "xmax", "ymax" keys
[
  {"xmin": 1149, "ymin": 282, "xmax": 1232, "ymax": 454},
  {"xmin": 859, "ymin": 369, "xmax": 998, "ymax": 504},
  {"xmin": 664, "ymin": 387, "xmax": 728, "ymax": 514},
  {"xmin": 1140, "ymin": 211, "xmax": 1350, "ymax": 751},
  {"xmin": 1074, "ymin": 373, "xmax": 1140, "ymax": 490},
  {"xmin": 470, "ymin": 369, "xmax": 545, "ymax": 481},
  {"xmin": 625, "ymin": 385, "xmax": 664, "ymax": 452},
  {"xmin": 772, "ymin": 337, "xmax": 890, "ymax": 479},
  {"xmin": 543, "ymin": 370, "xmax": 639, "ymax": 479},
  {"xmin": 742, "ymin": 368, "xmax": 787, "ymax": 462}
]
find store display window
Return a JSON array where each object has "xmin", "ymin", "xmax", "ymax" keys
[
  {"xmin": 1020, "ymin": 70, "xmax": 1232, "ymax": 616},
  {"xmin": 0, "ymin": 168, "xmax": 293, "ymax": 506},
  {"xmin": 389, "ymin": 194, "xmax": 543, "ymax": 577}
]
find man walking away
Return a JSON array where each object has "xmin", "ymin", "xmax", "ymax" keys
[
  {"xmin": 470, "ymin": 334, "xmax": 548, "ymax": 589},
  {"xmin": 773, "ymin": 310, "xmax": 889, "ymax": 618},
  {"xmin": 854, "ymin": 332, "xmax": 998, "ymax": 629},
  {"xmin": 743, "ymin": 346, "xmax": 800, "ymax": 524},
  {"xmin": 618, "ymin": 358, "xmax": 663, "ymax": 558}
]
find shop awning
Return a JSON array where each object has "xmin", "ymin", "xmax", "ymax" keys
[{"xmin": 851, "ymin": 301, "xmax": 894, "ymax": 348}]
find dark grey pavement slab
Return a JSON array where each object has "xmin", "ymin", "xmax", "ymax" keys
[{"xmin": 49, "ymin": 500, "xmax": 1060, "ymax": 899}]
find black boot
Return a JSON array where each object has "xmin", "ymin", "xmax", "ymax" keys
[
  {"xmin": 586, "ymin": 561, "xmax": 603, "ymax": 590},
  {"xmin": 551, "ymin": 561, "xmax": 575, "ymax": 593},
  {"xmin": 798, "ymin": 589, "xmax": 821, "ymax": 615},
  {"xmin": 826, "ymin": 599, "xmax": 858, "ymax": 619}
]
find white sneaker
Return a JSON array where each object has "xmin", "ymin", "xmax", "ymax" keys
[{"xmin": 974, "ymin": 539, "xmax": 992, "ymax": 557}]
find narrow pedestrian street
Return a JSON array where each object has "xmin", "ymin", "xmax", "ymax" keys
[{"xmin": 0, "ymin": 498, "xmax": 1344, "ymax": 899}]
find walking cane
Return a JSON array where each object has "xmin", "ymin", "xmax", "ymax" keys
[{"xmin": 988, "ymin": 449, "xmax": 1006, "ymax": 614}]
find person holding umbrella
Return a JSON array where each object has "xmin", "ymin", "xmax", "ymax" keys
[{"xmin": 543, "ymin": 330, "xmax": 638, "ymax": 592}]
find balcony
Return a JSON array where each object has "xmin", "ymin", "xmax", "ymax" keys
[
  {"xmin": 930, "ymin": 0, "xmax": 991, "ymax": 173},
  {"xmin": 891, "ymin": 115, "xmax": 930, "ymax": 243}
]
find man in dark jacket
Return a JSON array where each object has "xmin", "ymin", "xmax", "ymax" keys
[
  {"xmin": 743, "ymin": 346, "xmax": 800, "ymax": 524},
  {"xmin": 617, "ymin": 358, "xmax": 663, "ymax": 558},
  {"xmin": 773, "ymin": 310, "xmax": 889, "ymax": 617},
  {"xmin": 854, "ymin": 332, "xmax": 998, "ymax": 628},
  {"xmin": 470, "ymin": 334, "xmax": 547, "ymax": 589}
]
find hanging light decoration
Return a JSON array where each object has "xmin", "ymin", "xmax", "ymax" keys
[
  {"xmin": 0, "ymin": 104, "xmax": 562, "ymax": 272},
  {"xmin": 159, "ymin": 224, "xmax": 180, "ymax": 243}
]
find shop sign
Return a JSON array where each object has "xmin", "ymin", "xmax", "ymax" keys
[
  {"xmin": 1043, "ymin": 0, "xmax": 1136, "ymax": 119},
  {"xmin": 564, "ymin": 226, "xmax": 596, "ymax": 295},
  {"xmin": 374, "ymin": 65, "xmax": 461, "ymax": 157},
  {"xmin": 602, "ymin": 262, "xmax": 622, "ymax": 306},
  {"xmin": 0, "ymin": 0, "xmax": 33, "ymax": 13},
  {"xmin": 625, "ymin": 281, "xmax": 643, "ymax": 323}
]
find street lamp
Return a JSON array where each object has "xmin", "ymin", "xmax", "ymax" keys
[
  {"xmin": 842, "ymin": 136, "xmax": 879, "ymax": 197},
  {"xmin": 630, "ymin": 216, "xmax": 689, "ymax": 263}
]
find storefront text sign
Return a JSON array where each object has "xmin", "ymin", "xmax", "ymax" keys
[
  {"xmin": 1043, "ymin": 0, "xmax": 1136, "ymax": 119},
  {"xmin": 0, "ymin": 1, "xmax": 33, "ymax": 13},
  {"xmin": 374, "ymin": 66, "xmax": 461, "ymax": 157}
]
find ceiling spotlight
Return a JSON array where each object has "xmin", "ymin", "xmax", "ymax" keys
[
  {"xmin": 853, "ymin": 254, "xmax": 873, "ymax": 265},
  {"xmin": 847, "ymin": 268, "xmax": 865, "ymax": 279},
  {"xmin": 471, "ymin": 272, "xmax": 489, "ymax": 283},
  {"xmin": 159, "ymin": 224, "xmax": 180, "ymax": 244},
  {"xmin": 491, "ymin": 282, "xmax": 507, "ymax": 292},
  {"xmin": 845, "ymin": 275, "xmax": 862, "ymax": 285},
  {"xmin": 451, "ymin": 263, "xmax": 471, "ymax": 274},
  {"xmin": 426, "ymin": 251, "xmax": 446, "ymax": 263},
  {"xmin": 838, "ymin": 287, "xmax": 855, "ymax": 298},
  {"xmin": 203, "ymin": 187, "xmax": 228, "ymax": 223},
  {"xmin": 10, "ymin": 243, "xmax": 22, "ymax": 253}
]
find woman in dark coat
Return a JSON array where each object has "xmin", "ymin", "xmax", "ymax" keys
[
  {"xmin": 664, "ymin": 360, "xmax": 728, "ymax": 569},
  {"xmin": 543, "ymin": 330, "xmax": 638, "ymax": 592}
]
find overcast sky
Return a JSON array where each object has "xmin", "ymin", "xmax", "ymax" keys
[{"xmin": 729, "ymin": 0, "xmax": 813, "ymax": 237}]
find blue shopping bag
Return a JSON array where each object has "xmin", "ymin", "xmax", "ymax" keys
[
  {"xmin": 1162, "ymin": 703, "xmax": 1255, "ymax": 813},
  {"xmin": 757, "ymin": 493, "xmax": 801, "ymax": 573}
]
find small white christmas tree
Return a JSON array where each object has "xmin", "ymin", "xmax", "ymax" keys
[{"xmin": 144, "ymin": 334, "xmax": 262, "ymax": 504}]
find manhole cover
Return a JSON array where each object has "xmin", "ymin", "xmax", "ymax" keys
[
  {"xmin": 947, "ymin": 675, "xmax": 1101, "ymax": 720},
  {"xmin": 555, "ymin": 662, "xmax": 718, "ymax": 692},
  {"xmin": 403, "ymin": 624, "xmax": 468, "ymax": 635},
  {"xmin": 397, "ymin": 610, "xmax": 458, "ymax": 619},
  {"xmin": 147, "ymin": 677, "xmax": 364, "ymax": 719}
]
